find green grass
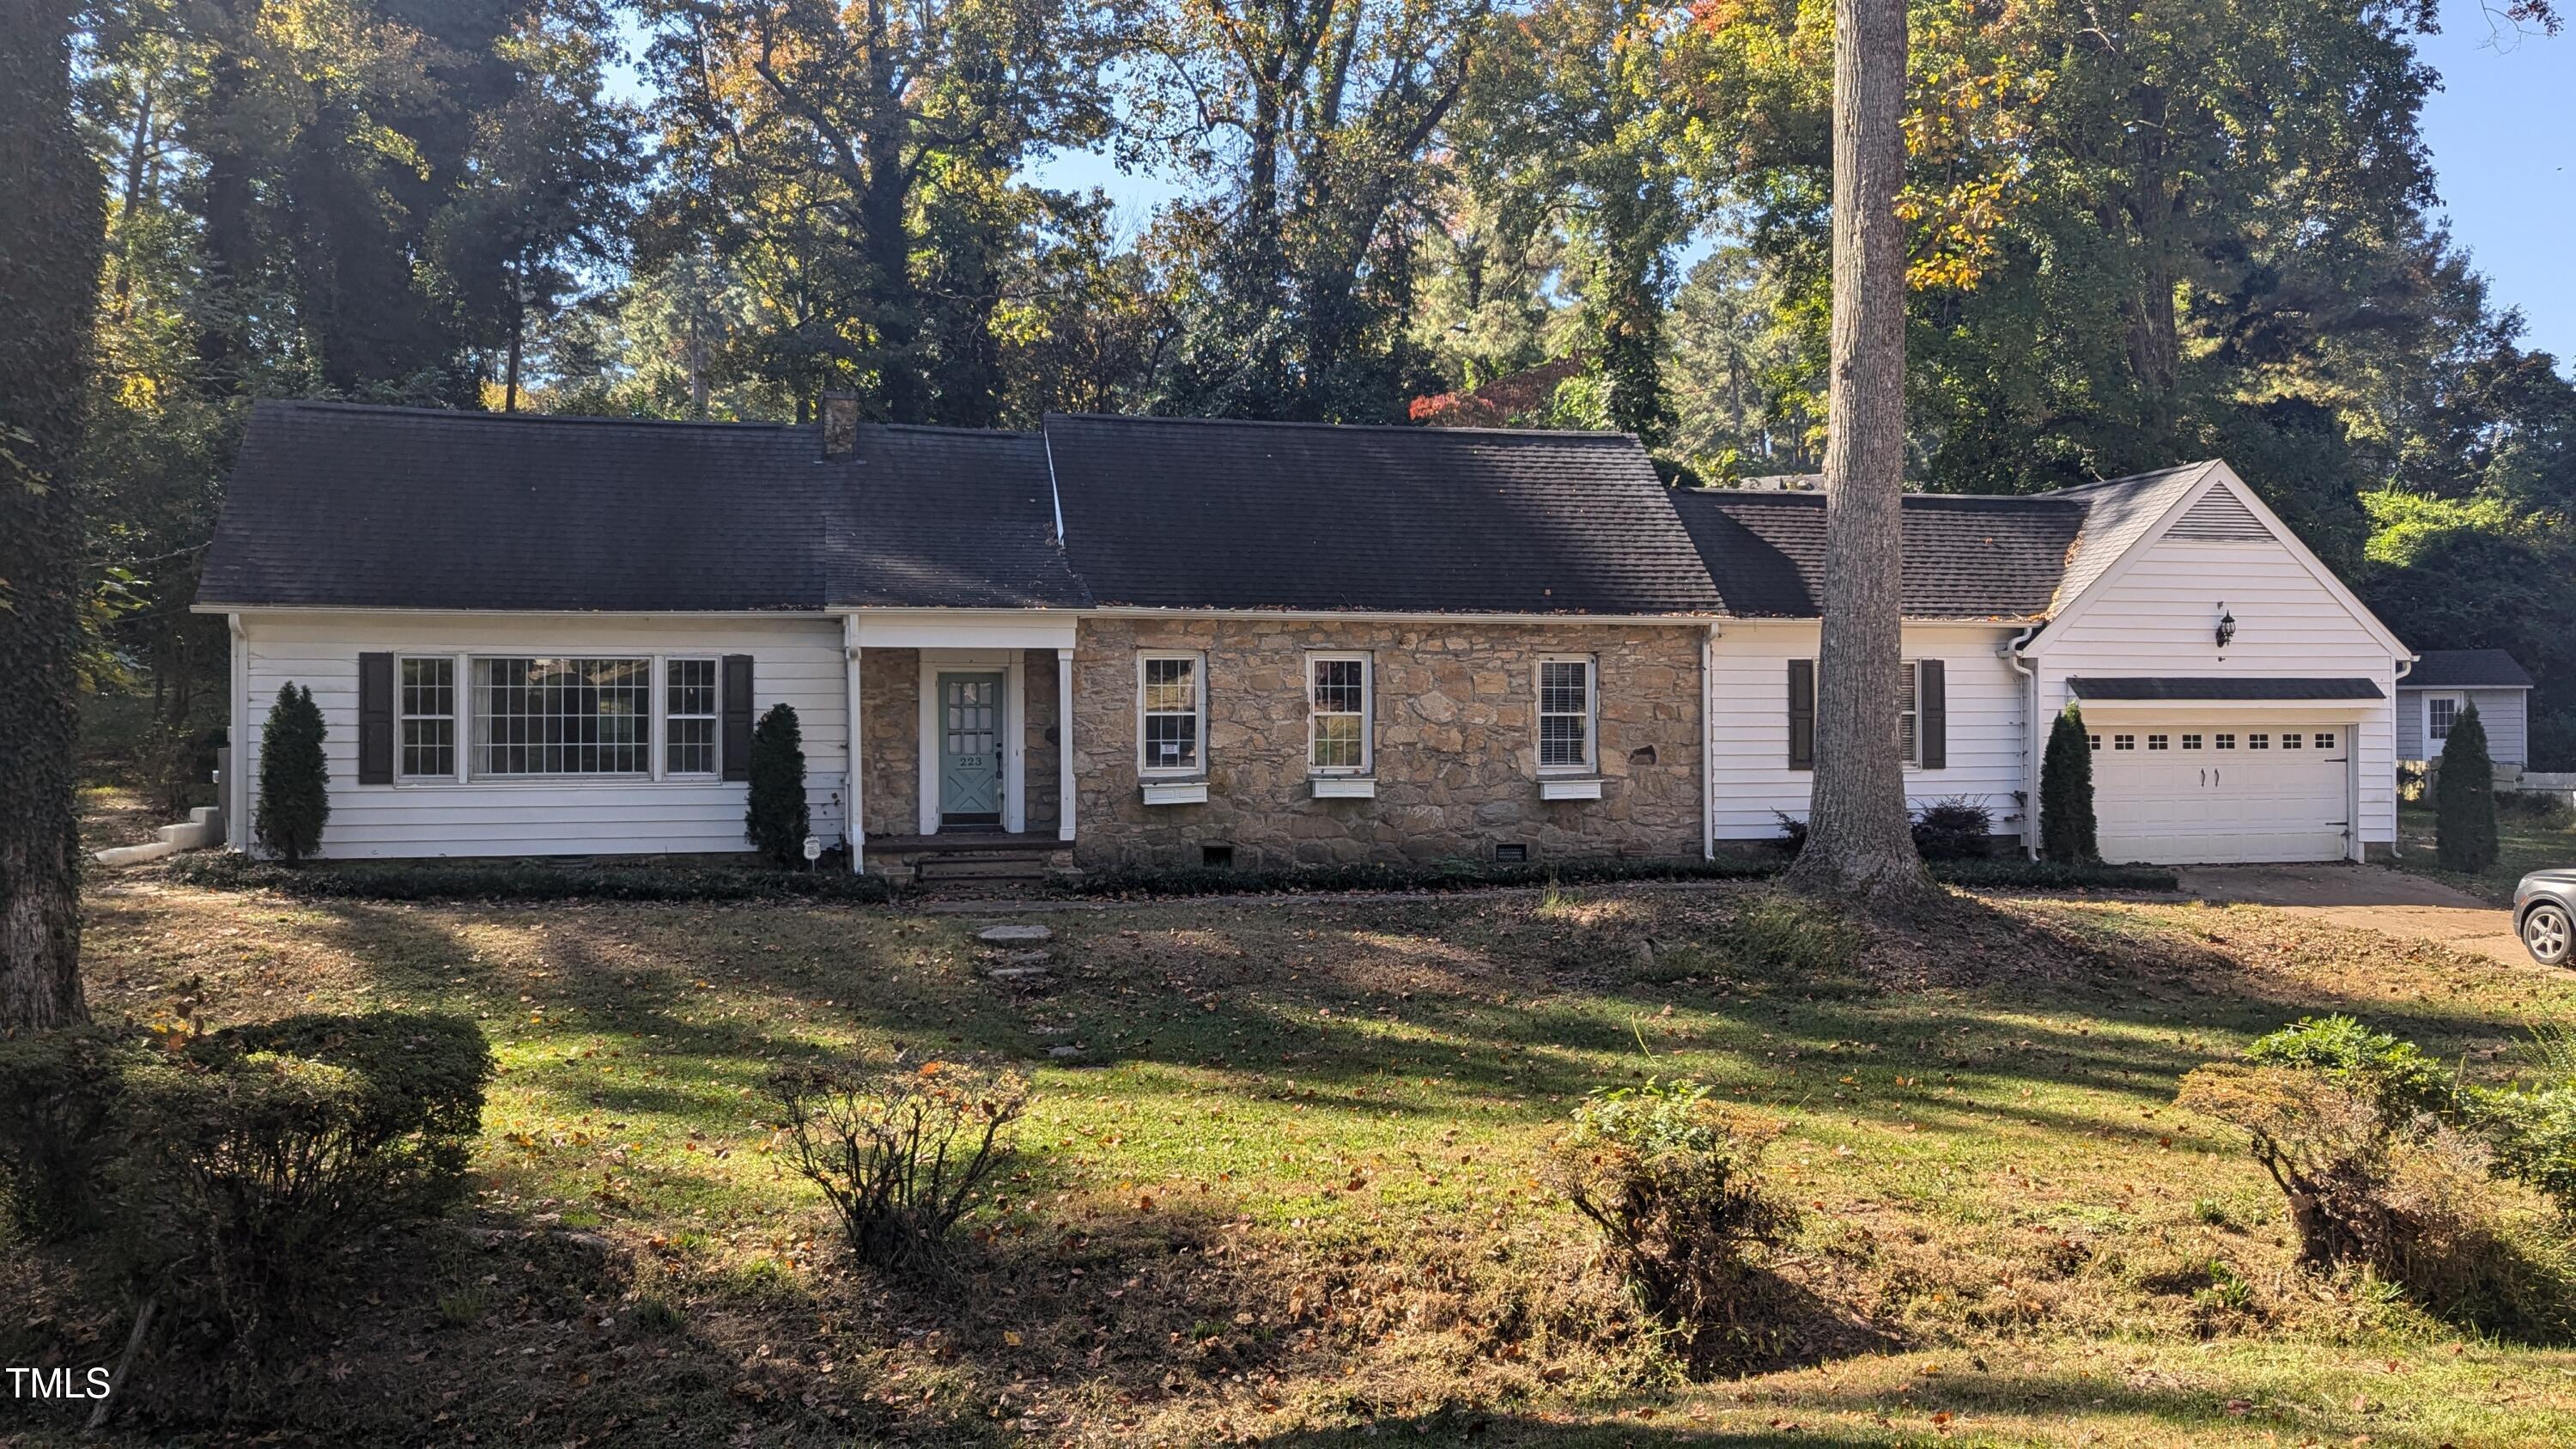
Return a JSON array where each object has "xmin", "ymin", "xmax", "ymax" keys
[
  {"xmin": 2395, "ymin": 799, "xmax": 2576, "ymax": 902},
  {"xmin": 24, "ymin": 875, "xmax": 2576, "ymax": 1444}
]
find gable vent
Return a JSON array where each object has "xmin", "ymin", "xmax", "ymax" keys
[{"xmin": 2166, "ymin": 486, "xmax": 2269, "ymax": 541}]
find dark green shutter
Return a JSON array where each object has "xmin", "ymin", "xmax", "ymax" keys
[
  {"xmin": 1787, "ymin": 659, "xmax": 1814, "ymax": 770},
  {"xmin": 1920, "ymin": 660, "xmax": 1947, "ymax": 770},
  {"xmin": 358, "ymin": 652, "xmax": 394, "ymax": 784},
  {"xmin": 721, "ymin": 654, "xmax": 754, "ymax": 782}
]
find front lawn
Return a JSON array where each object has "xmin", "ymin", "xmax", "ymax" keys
[
  {"xmin": 17, "ymin": 871, "xmax": 2576, "ymax": 1445},
  {"xmin": 2395, "ymin": 799, "xmax": 2576, "ymax": 902}
]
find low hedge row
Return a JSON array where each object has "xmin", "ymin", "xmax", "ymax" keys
[
  {"xmin": 167, "ymin": 849, "xmax": 2173, "ymax": 904},
  {"xmin": 1055, "ymin": 853, "xmax": 2177, "ymax": 900},
  {"xmin": 167, "ymin": 852, "xmax": 896, "ymax": 904}
]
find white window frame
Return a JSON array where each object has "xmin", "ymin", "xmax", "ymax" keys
[
  {"xmin": 395, "ymin": 654, "xmax": 460, "ymax": 782},
  {"xmin": 467, "ymin": 654, "xmax": 655, "ymax": 782},
  {"xmin": 2425, "ymin": 692, "xmax": 2463, "ymax": 753},
  {"xmin": 1136, "ymin": 651, "xmax": 1206, "ymax": 777},
  {"xmin": 1305, "ymin": 652, "xmax": 1373, "ymax": 776},
  {"xmin": 1897, "ymin": 659, "xmax": 1924, "ymax": 768},
  {"xmin": 662, "ymin": 655, "xmax": 721, "ymax": 780},
  {"xmin": 1537, "ymin": 655, "xmax": 1597, "ymax": 773}
]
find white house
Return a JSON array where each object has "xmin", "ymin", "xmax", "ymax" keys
[{"xmin": 195, "ymin": 403, "xmax": 2412, "ymax": 872}]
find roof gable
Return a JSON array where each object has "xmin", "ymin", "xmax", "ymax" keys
[{"xmin": 2031, "ymin": 461, "xmax": 2407, "ymax": 657}]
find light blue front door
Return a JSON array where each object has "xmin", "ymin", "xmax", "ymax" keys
[{"xmin": 937, "ymin": 673, "xmax": 1005, "ymax": 825}]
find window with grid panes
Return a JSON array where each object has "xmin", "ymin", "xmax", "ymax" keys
[
  {"xmin": 471, "ymin": 658, "xmax": 650, "ymax": 776},
  {"xmin": 1308, "ymin": 655, "xmax": 1370, "ymax": 772},
  {"xmin": 665, "ymin": 658, "xmax": 719, "ymax": 776},
  {"xmin": 1538, "ymin": 659, "xmax": 1593, "ymax": 769},
  {"xmin": 398, "ymin": 657, "xmax": 454, "ymax": 778},
  {"xmin": 1139, "ymin": 655, "xmax": 1201, "ymax": 772}
]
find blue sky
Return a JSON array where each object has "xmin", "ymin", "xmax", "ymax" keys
[
  {"xmin": 2414, "ymin": 2, "xmax": 2576, "ymax": 362},
  {"xmin": 611, "ymin": 5, "xmax": 2574, "ymax": 365}
]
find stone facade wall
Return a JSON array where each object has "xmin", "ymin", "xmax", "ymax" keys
[
  {"xmin": 859, "ymin": 648, "xmax": 920, "ymax": 836},
  {"xmin": 1022, "ymin": 648, "xmax": 1061, "ymax": 831},
  {"xmin": 1067, "ymin": 618, "xmax": 1706, "ymax": 870},
  {"xmin": 855, "ymin": 647, "xmax": 1061, "ymax": 837}
]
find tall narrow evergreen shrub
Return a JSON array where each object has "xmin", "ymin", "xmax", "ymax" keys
[
  {"xmin": 2435, "ymin": 702, "xmax": 2498, "ymax": 874},
  {"xmin": 253, "ymin": 684, "xmax": 329, "ymax": 863},
  {"xmin": 746, "ymin": 702, "xmax": 810, "ymax": 867},
  {"xmin": 2040, "ymin": 704, "xmax": 2097, "ymax": 862}
]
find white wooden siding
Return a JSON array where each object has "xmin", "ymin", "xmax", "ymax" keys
[
  {"xmin": 234, "ymin": 612, "xmax": 848, "ymax": 860},
  {"xmin": 1709, "ymin": 622, "xmax": 2028, "ymax": 840},
  {"xmin": 2032, "ymin": 536, "xmax": 2400, "ymax": 847},
  {"xmin": 2396, "ymin": 686, "xmax": 2529, "ymax": 764}
]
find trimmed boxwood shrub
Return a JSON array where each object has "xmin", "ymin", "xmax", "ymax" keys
[
  {"xmin": 168, "ymin": 852, "xmax": 895, "ymax": 904},
  {"xmin": 746, "ymin": 701, "xmax": 811, "ymax": 867},
  {"xmin": 253, "ymin": 683, "xmax": 329, "ymax": 863},
  {"xmin": 2435, "ymin": 702, "xmax": 2499, "ymax": 874},
  {"xmin": 2041, "ymin": 704, "xmax": 2097, "ymax": 863},
  {"xmin": 1911, "ymin": 798, "xmax": 1995, "ymax": 861}
]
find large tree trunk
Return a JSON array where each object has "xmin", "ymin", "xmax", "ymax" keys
[
  {"xmin": 1783, "ymin": 0, "xmax": 1929, "ymax": 908},
  {"xmin": 0, "ymin": 0, "xmax": 103, "ymax": 1029}
]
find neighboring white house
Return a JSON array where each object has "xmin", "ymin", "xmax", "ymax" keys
[
  {"xmin": 195, "ymin": 405, "xmax": 2412, "ymax": 870},
  {"xmin": 2395, "ymin": 648, "xmax": 2533, "ymax": 768}
]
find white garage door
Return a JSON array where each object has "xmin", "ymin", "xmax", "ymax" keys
[{"xmin": 2092, "ymin": 722, "xmax": 2350, "ymax": 864}]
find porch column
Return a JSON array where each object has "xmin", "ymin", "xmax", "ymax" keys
[
  {"xmin": 845, "ymin": 620, "xmax": 865, "ymax": 874},
  {"xmin": 1057, "ymin": 648, "xmax": 1075, "ymax": 843}
]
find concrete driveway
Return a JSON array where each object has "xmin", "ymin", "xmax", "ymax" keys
[{"xmin": 2175, "ymin": 862, "xmax": 2534, "ymax": 968}]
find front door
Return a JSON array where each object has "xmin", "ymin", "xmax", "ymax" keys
[{"xmin": 937, "ymin": 672, "xmax": 1005, "ymax": 827}]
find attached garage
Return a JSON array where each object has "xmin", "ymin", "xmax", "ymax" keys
[{"xmin": 2069, "ymin": 678, "xmax": 2387, "ymax": 865}]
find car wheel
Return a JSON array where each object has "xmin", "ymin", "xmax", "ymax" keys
[{"xmin": 2527, "ymin": 902, "xmax": 2575, "ymax": 968}]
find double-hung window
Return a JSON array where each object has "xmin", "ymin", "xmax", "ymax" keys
[
  {"xmin": 1308, "ymin": 654, "xmax": 1371, "ymax": 775},
  {"xmin": 471, "ymin": 657, "xmax": 651, "ymax": 776},
  {"xmin": 398, "ymin": 656, "xmax": 456, "ymax": 779},
  {"xmin": 1538, "ymin": 657, "xmax": 1595, "ymax": 771},
  {"xmin": 1138, "ymin": 653, "xmax": 1205, "ymax": 774},
  {"xmin": 665, "ymin": 658, "xmax": 720, "ymax": 776}
]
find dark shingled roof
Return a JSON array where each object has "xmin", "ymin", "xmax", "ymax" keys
[
  {"xmin": 198, "ymin": 403, "xmax": 2248, "ymax": 623},
  {"xmin": 830, "ymin": 426, "xmax": 1089, "ymax": 609},
  {"xmin": 2401, "ymin": 648, "xmax": 2533, "ymax": 690},
  {"xmin": 1668, "ymin": 490, "xmax": 2083, "ymax": 620},
  {"xmin": 2068, "ymin": 677, "xmax": 2387, "ymax": 701},
  {"xmin": 1040, "ymin": 413, "xmax": 1722, "ymax": 613},
  {"xmin": 199, "ymin": 401, "xmax": 841, "ymax": 612}
]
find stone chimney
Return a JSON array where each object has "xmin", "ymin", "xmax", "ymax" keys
[{"xmin": 820, "ymin": 390, "xmax": 860, "ymax": 459}]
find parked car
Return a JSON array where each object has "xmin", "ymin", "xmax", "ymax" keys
[{"xmin": 2518, "ymin": 869, "xmax": 2576, "ymax": 967}]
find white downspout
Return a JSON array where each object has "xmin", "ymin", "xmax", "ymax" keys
[
  {"xmin": 1057, "ymin": 648, "xmax": 1077, "ymax": 844},
  {"xmin": 1702, "ymin": 623, "xmax": 1718, "ymax": 861},
  {"xmin": 844, "ymin": 616, "xmax": 865, "ymax": 874},
  {"xmin": 228, "ymin": 613, "xmax": 248, "ymax": 852},
  {"xmin": 2388, "ymin": 655, "xmax": 2415, "ymax": 859},
  {"xmin": 2004, "ymin": 624, "xmax": 2041, "ymax": 859}
]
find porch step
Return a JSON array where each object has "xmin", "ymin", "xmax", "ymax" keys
[{"xmin": 914, "ymin": 851, "xmax": 1054, "ymax": 882}]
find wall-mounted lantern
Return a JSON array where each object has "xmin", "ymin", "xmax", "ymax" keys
[{"xmin": 2215, "ymin": 604, "xmax": 2238, "ymax": 650}]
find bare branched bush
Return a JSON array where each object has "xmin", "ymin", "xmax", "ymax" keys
[
  {"xmin": 2177, "ymin": 1064, "xmax": 2405, "ymax": 1269},
  {"xmin": 2179, "ymin": 1063, "xmax": 2576, "ymax": 1338},
  {"xmin": 1550, "ymin": 1078, "xmax": 1798, "ymax": 1374},
  {"xmin": 769, "ymin": 1055, "xmax": 1030, "ymax": 1275}
]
